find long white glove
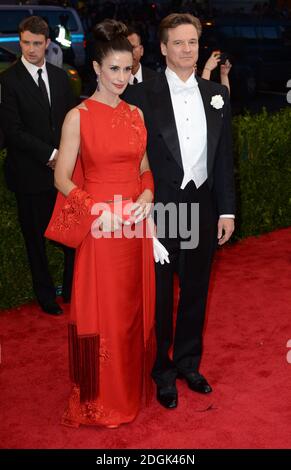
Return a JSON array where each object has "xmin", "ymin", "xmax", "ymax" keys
[{"xmin": 153, "ymin": 237, "xmax": 170, "ymax": 265}]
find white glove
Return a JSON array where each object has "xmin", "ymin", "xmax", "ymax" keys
[
  {"xmin": 153, "ymin": 237, "xmax": 170, "ymax": 265},
  {"xmin": 96, "ymin": 210, "xmax": 122, "ymax": 232}
]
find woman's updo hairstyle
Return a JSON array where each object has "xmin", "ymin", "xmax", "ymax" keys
[{"xmin": 93, "ymin": 19, "xmax": 133, "ymax": 64}]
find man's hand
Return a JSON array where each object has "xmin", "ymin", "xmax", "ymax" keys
[
  {"xmin": 46, "ymin": 151, "xmax": 58, "ymax": 170},
  {"xmin": 217, "ymin": 217, "xmax": 235, "ymax": 245}
]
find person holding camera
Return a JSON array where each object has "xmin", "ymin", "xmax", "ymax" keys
[{"xmin": 202, "ymin": 50, "xmax": 232, "ymax": 94}]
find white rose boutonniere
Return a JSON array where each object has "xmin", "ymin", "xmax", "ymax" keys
[{"xmin": 210, "ymin": 95, "xmax": 224, "ymax": 110}]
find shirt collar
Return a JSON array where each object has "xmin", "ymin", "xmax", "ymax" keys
[
  {"xmin": 131, "ymin": 63, "xmax": 142, "ymax": 84},
  {"xmin": 165, "ymin": 66, "xmax": 198, "ymax": 90},
  {"xmin": 21, "ymin": 56, "xmax": 47, "ymax": 77}
]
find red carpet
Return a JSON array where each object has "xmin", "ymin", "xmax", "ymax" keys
[{"xmin": 1, "ymin": 228, "xmax": 291, "ymax": 449}]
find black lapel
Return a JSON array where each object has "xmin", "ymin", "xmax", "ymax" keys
[
  {"xmin": 149, "ymin": 73, "xmax": 183, "ymax": 169},
  {"xmin": 147, "ymin": 73, "xmax": 223, "ymax": 172},
  {"xmin": 46, "ymin": 63, "xmax": 56, "ymax": 116},
  {"xmin": 196, "ymin": 76, "xmax": 223, "ymax": 173},
  {"xmin": 15, "ymin": 60, "xmax": 50, "ymax": 113}
]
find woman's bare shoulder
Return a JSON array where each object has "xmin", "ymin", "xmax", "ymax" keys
[
  {"xmin": 127, "ymin": 103, "xmax": 144, "ymax": 120},
  {"xmin": 63, "ymin": 107, "xmax": 82, "ymax": 128}
]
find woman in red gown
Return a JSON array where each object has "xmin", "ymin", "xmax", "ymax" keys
[{"xmin": 45, "ymin": 20, "xmax": 156, "ymax": 428}]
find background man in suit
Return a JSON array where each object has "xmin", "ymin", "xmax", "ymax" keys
[
  {"xmin": 124, "ymin": 13, "xmax": 235, "ymax": 409},
  {"xmin": 0, "ymin": 16, "xmax": 75, "ymax": 315},
  {"xmin": 127, "ymin": 26, "xmax": 158, "ymax": 84}
]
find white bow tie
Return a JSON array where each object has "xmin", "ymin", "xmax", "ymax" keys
[{"xmin": 171, "ymin": 80, "xmax": 197, "ymax": 95}]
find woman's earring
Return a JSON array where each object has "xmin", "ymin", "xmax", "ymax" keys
[{"xmin": 96, "ymin": 73, "xmax": 100, "ymax": 92}]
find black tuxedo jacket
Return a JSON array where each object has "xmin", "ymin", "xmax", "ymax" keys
[
  {"xmin": 124, "ymin": 73, "xmax": 235, "ymax": 215},
  {"xmin": 0, "ymin": 59, "xmax": 75, "ymax": 193},
  {"xmin": 141, "ymin": 65, "xmax": 159, "ymax": 82}
]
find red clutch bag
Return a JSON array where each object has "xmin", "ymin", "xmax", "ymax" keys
[{"xmin": 45, "ymin": 187, "xmax": 97, "ymax": 248}]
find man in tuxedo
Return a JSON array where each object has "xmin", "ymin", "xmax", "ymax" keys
[
  {"xmin": 0, "ymin": 16, "xmax": 75, "ymax": 315},
  {"xmin": 124, "ymin": 13, "xmax": 235, "ymax": 408},
  {"xmin": 127, "ymin": 26, "xmax": 158, "ymax": 84}
]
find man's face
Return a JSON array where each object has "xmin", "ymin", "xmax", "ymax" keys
[
  {"xmin": 127, "ymin": 33, "xmax": 144, "ymax": 74},
  {"xmin": 161, "ymin": 24, "xmax": 199, "ymax": 76},
  {"xmin": 20, "ymin": 30, "xmax": 50, "ymax": 67}
]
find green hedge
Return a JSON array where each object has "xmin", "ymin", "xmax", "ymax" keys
[
  {"xmin": 0, "ymin": 107, "xmax": 290, "ymax": 308},
  {"xmin": 232, "ymin": 107, "xmax": 291, "ymax": 238}
]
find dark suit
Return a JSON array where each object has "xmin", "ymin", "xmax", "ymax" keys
[
  {"xmin": 140, "ymin": 65, "xmax": 158, "ymax": 82},
  {"xmin": 0, "ymin": 59, "xmax": 75, "ymax": 306},
  {"xmin": 124, "ymin": 73, "xmax": 235, "ymax": 387}
]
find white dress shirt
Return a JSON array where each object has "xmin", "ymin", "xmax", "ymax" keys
[
  {"xmin": 21, "ymin": 56, "xmax": 57, "ymax": 161},
  {"xmin": 21, "ymin": 56, "xmax": 51, "ymax": 103},
  {"xmin": 165, "ymin": 67, "xmax": 234, "ymax": 219},
  {"xmin": 129, "ymin": 64, "xmax": 143, "ymax": 84},
  {"xmin": 166, "ymin": 67, "xmax": 207, "ymax": 190}
]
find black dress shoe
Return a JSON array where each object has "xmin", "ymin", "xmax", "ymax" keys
[
  {"xmin": 40, "ymin": 301, "xmax": 63, "ymax": 315},
  {"xmin": 178, "ymin": 372, "xmax": 212, "ymax": 394},
  {"xmin": 157, "ymin": 386, "xmax": 178, "ymax": 409}
]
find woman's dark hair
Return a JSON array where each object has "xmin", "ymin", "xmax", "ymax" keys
[{"xmin": 93, "ymin": 19, "xmax": 133, "ymax": 64}]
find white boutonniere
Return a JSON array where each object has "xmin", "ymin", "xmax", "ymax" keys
[{"xmin": 210, "ymin": 94, "xmax": 224, "ymax": 109}]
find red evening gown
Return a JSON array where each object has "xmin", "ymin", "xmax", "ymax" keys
[{"xmin": 48, "ymin": 99, "xmax": 155, "ymax": 428}]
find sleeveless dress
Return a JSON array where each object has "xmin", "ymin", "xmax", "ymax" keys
[{"xmin": 59, "ymin": 99, "xmax": 155, "ymax": 427}]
